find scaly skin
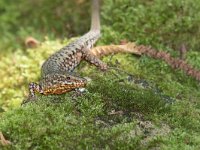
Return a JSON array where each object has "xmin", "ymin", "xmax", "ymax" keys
[
  {"xmin": 90, "ymin": 42, "xmax": 142, "ymax": 58},
  {"xmin": 23, "ymin": 0, "xmax": 107, "ymax": 103},
  {"xmin": 28, "ymin": 73, "xmax": 87, "ymax": 97}
]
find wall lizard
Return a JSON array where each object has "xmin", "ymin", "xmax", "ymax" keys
[{"xmin": 23, "ymin": 0, "xmax": 109, "ymax": 103}]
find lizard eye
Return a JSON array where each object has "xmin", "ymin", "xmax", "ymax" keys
[{"xmin": 66, "ymin": 76, "xmax": 71, "ymax": 80}]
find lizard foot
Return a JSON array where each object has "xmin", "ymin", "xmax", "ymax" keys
[
  {"xmin": 21, "ymin": 95, "xmax": 37, "ymax": 106},
  {"xmin": 100, "ymin": 63, "xmax": 108, "ymax": 71},
  {"xmin": 71, "ymin": 88, "xmax": 87, "ymax": 100}
]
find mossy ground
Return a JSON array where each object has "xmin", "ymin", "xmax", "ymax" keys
[
  {"xmin": 0, "ymin": 40, "xmax": 200, "ymax": 149},
  {"xmin": 1, "ymin": 0, "xmax": 200, "ymax": 149}
]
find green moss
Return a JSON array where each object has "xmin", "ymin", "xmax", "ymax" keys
[
  {"xmin": 87, "ymin": 72, "xmax": 170, "ymax": 114},
  {"xmin": 1, "ymin": 0, "xmax": 200, "ymax": 149},
  {"xmin": 0, "ymin": 39, "xmax": 64, "ymax": 110},
  {"xmin": 0, "ymin": 95, "xmax": 141, "ymax": 149},
  {"xmin": 0, "ymin": 38, "xmax": 200, "ymax": 149},
  {"xmin": 101, "ymin": 0, "xmax": 200, "ymax": 51}
]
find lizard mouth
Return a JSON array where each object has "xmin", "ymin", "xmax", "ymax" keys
[
  {"xmin": 73, "ymin": 78, "xmax": 87, "ymax": 87},
  {"xmin": 41, "ymin": 74, "xmax": 87, "ymax": 95}
]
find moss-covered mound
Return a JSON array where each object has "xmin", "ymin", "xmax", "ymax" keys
[
  {"xmin": 0, "ymin": 39, "xmax": 200, "ymax": 149},
  {"xmin": 1, "ymin": 0, "xmax": 200, "ymax": 149}
]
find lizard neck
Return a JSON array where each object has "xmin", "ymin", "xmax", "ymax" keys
[{"xmin": 90, "ymin": 0, "xmax": 100, "ymax": 32}]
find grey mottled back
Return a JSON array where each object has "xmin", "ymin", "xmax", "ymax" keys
[{"xmin": 41, "ymin": 0, "xmax": 101, "ymax": 77}]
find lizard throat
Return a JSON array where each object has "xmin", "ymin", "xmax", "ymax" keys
[{"xmin": 42, "ymin": 81, "xmax": 86, "ymax": 95}]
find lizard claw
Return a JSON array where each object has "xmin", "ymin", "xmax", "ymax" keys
[
  {"xmin": 21, "ymin": 95, "xmax": 37, "ymax": 106},
  {"xmin": 100, "ymin": 63, "xmax": 108, "ymax": 71}
]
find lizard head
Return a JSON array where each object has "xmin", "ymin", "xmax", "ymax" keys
[
  {"xmin": 40, "ymin": 73, "xmax": 87, "ymax": 95},
  {"xmin": 61, "ymin": 74, "xmax": 87, "ymax": 89}
]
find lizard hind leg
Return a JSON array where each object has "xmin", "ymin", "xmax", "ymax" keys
[{"xmin": 82, "ymin": 48, "xmax": 108, "ymax": 71}]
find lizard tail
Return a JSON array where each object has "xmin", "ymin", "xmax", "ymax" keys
[
  {"xmin": 90, "ymin": 42, "xmax": 142, "ymax": 58},
  {"xmin": 90, "ymin": 0, "xmax": 100, "ymax": 32},
  {"xmin": 91, "ymin": 42, "xmax": 200, "ymax": 81}
]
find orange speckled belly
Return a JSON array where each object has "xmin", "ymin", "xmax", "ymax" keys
[{"xmin": 43, "ymin": 85, "xmax": 74, "ymax": 95}]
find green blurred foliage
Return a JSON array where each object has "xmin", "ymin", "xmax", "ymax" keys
[
  {"xmin": 0, "ymin": 39, "xmax": 65, "ymax": 110},
  {"xmin": 101, "ymin": 0, "xmax": 200, "ymax": 51},
  {"xmin": 0, "ymin": 0, "xmax": 90, "ymax": 50},
  {"xmin": 0, "ymin": 0, "xmax": 200, "ymax": 51}
]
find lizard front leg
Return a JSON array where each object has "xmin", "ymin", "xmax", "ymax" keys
[
  {"xmin": 22, "ymin": 82, "xmax": 42, "ymax": 105},
  {"xmin": 28, "ymin": 82, "xmax": 43, "ymax": 98},
  {"xmin": 82, "ymin": 49, "xmax": 108, "ymax": 71}
]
